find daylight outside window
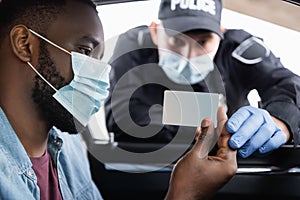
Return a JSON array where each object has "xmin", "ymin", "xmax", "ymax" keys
[{"xmin": 97, "ymin": 0, "xmax": 300, "ymax": 106}]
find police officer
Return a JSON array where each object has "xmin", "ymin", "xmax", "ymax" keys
[{"xmin": 105, "ymin": 0, "xmax": 300, "ymax": 158}]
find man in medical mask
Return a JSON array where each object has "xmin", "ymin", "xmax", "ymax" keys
[
  {"xmin": 105, "ymin": 0, "xmax": 300, "ymax": 158},
  {"xmin": 0, "ymin": 0, "xmax": 237, "ymax": 199}
]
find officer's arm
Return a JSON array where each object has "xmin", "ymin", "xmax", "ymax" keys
[
  {"xmin": 227, "ymin": 32, "xmax": 300, "ymax": 157},
  {"xmin": 232, "ymin": 34, "xmax": 300, "ymax": 145}
]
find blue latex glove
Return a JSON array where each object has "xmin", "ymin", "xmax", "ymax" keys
[{"xmin": 226, "ymin": 106, "xmax": 287, "ymax": 158}]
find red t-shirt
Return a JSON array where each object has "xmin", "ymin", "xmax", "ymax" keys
[{"xmin": 30, "ymin": 150, "xmax": 63, "ymax": 200}]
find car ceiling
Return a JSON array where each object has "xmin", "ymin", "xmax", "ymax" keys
[
  {"xmin": 93, "ymin": 0, "xmax": 299, "ymax": 6},
  {"xmin": 92, "ymin": 0, "xmax": 147, "ymax": 5},
  {"xmin": 92, "ymin": 0, "xmax": 300, "ymax": 32}
]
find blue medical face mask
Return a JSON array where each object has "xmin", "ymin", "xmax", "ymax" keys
[
  {"xmin": 27, "ymin": 29, "xmax": 111, "ymax": 127},
  {"xmin": 158, "ymin": 50, "xmax": 215, "ymax": 85}
]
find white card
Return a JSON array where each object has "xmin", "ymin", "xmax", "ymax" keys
[{"xmin": 162, "ymin": 91, "xmax": 219, "ymax": 127}]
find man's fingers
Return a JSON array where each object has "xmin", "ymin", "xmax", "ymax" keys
[
  {"xmin": 217, "ymin": 107, "xmax": 237, "ymax": 161},
  {"xmin": 192, "ymin": 107, "xmax": 233, "ymax": 159},
  {"xmin": 217, "ymin": 129, "xmax": 237, "ymax": 161},
  {"xmin": 217, "ymin": 106, "xmax": 228, "ymax": 137},
  {"xmin": 193, "ymin": 118, "xmax": 216, "ymax": 158}
]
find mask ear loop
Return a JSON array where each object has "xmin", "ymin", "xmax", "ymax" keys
[
  {"xmin": 27, "ymin": 61, "xmax": 58, "ymax": 92},
  {"xmin": 27, "ymin": 29, "xmax": 72, "ymax": 92},
  {"xmin": 29, "ymin": 29, "xmax": 71, "ymax": 55}
]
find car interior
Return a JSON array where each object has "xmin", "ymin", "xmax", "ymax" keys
[{"xmin": 82, "ymin": 0, "xmax": 300, "ymax": 199}]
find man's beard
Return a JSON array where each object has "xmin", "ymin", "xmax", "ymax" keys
[{"xmin": 32, "ymin": 41, "xmax": 82, "ymax": 134}]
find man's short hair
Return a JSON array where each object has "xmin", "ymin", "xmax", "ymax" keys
[{"xmin": 0, "ymin": 0, "xmax": 96, "ymax": 44}]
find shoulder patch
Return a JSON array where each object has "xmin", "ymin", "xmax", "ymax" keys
[{"xmin": 232, "ymin": 36, "xmax": 270, "ymax": 65}]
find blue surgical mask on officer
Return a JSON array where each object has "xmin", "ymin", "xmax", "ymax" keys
[
  {"xmin": 27, "ymin": 29, "xmax": 111, "ymax": 127},
  {"xmin": 158, "ymin": 50, "xmax": 216, "ymax": 85}
]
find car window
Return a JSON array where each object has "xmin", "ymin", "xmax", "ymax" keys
[
  {"xmin": 97, "ymin": 0, "xmax": 160, "ymax": 63},
  {"xmin": 96, "ymin": 0, "xmax": 300, "ymax": 106},
  {"xmin": 88, "ymin": 1, "xmax": 300, "ymax": 199},
  {"xmin": 98, "ymin": 0, "xmax": 300, "ymax": 75}
]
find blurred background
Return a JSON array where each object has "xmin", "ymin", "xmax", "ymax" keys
[
  {"xmin": 98, "ymin": 0, "xmax": 300, "ymax": 75},
  {"xmin": 97, "ymin": 0, "xmax": 300, "ymax": 106},
  {"xmin": 223, "ymin": 0, "xmax": 300, "ymax": 32}
]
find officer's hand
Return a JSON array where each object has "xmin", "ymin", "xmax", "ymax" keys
[
  {"xmin": 226, "ymin": 106, "xmax": 288, "ymax": 158},
  {"xmin": 165, "ymin": 107, "xmax": 237, "ymax": 200}
]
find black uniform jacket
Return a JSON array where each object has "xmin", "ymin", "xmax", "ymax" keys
[{"xmin": 105, "ymin": 25, "xmax": 300, "ymax": 145}]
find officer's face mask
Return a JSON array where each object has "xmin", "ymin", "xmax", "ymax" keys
[
  {"xmin": 27, "ymin": 29, "xmax": 111, "ymax": 127},
  {"xmin": 158, "ymin": 50, "xmax": 216, "ymax": 85}
]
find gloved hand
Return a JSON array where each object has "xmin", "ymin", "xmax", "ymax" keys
[{"xmin": 226, "ymin": 106, "xmax": 287, "ymax": 158}]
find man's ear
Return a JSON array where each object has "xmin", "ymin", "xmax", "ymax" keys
[
  {"xmin": 9, "ymin": 25, "xmax": 37, "ymax": 63},
  {"xmin": 149, "ymin": 21, "xmax": 159, "ymax": 46}
]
